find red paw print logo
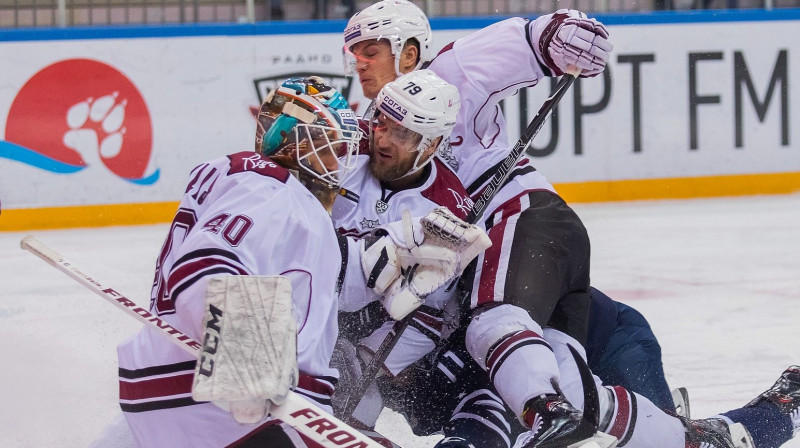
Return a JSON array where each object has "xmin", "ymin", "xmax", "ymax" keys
[
  {"xmin": 64, "ymin": 93, "xmax": 128, "ymax": 168},
  {"xmin": 3, "ymin": 58, "xmax": 158, "ymax": 184}
]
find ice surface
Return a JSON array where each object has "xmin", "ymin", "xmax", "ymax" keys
[{"xmin": 1, "ymin": 193, "xmax": 798, "ymax": 447}]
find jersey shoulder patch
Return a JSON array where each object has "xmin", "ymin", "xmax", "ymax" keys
[
  {"xmin": 421, "ymin": 158, "xmax": 473, "ymax": 220},
  {"xmin": 227, "ymin": 151, "xmax": 291, "ymax": 183}
]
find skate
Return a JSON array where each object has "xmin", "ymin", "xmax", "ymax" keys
[
  {"xmin": 514, "ymin": 392, "xmax": 603, "ymax": 448},
  {"xmin": 673, "ymin": 387, "xmax": 691, "ymax": 418},
  {"xmin": 682, "ymin": 417, "xmax": 754, "ymax": 448},
  {"xmin": 747, "ymin": 365, "xmax": 800, "ymax": 435},
  {"xmin": 513, "ymin": 344, "xmax": 617, "ymax": 448}
]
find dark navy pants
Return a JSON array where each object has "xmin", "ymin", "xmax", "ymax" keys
[{"xmin": 586, "ymin": 288, "xmax": 675, "ymax": 411}]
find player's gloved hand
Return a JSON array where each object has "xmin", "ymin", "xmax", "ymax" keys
[
  {"xmin": 378, "ymin": 208, "xmax": 491, "ymax": 320},
  {"xmin": 360, "ymin": 232, "xmax": 402, "ymax": 295},
  {"xmin": 192, "ymin": 276, "xmax": 297, "ymax": 425},
  {"xmin": 537, "ymin": 9, "xmax": 612, "ymax": 78}
]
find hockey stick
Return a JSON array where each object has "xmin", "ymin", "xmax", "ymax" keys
[
  {"xmin": 20, "ymin": 235, "xmax": 392, "ymax": 448},
  {"xmin": 340, "ymin": 70, "xmax": 581, "ymax": 423},
  {"xmin": 465, "ymin": 69, "xmax": 578, "ymax": 223}
]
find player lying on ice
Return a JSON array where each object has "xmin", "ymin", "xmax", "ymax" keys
[{"xmin": 331, "ymin": 1, "xmax": 800, "ymax": 448}]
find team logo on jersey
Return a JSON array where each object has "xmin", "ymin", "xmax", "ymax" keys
[
  {"xmin": 437, "ymin": 140, "xmax": 459, "ymax": 171},
  {"xmin": 0, "ymin": 58, "xmax": 158, "ymax": 184},
  {"xmin": 241, "ymin": 153, "xmax": 277, "ymax": 170},
  {"xmin": 450, "ymin": 188, "xmax": 474, "ymax": 215},
  {"xmin": 375, "ymin": 199, "xmax": 389, "ymax": 214},
  {"xmin": 359, "ymin": 217, "xmax": 380, "ymax": 230}
]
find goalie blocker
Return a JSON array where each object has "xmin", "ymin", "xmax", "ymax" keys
[{"xmin": 192, "ymin": 275, "xmax": 298, "ymax": 424}]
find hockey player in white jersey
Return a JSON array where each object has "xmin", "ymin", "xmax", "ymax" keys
[
  {"xmin": 331, "ymin": 69, "xmax": 493, "ymax": 428},
  {"xmin": 116, "ymin": 77, "xmax": 363, "ymax": 447},
  {"xmin": 342, "ymin": 2, "xmax": 800, "ymax": 448}
]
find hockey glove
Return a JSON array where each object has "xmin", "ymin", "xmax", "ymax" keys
[
  {"xmin": 360, "ymin": 233, "xmax": 402, "ymax": 296},
  {"xmin": 534, "ymin": 9, "xmax": 612, "ymax": 78},
  {"xmin": 380, "ymin": 208, "xmax": 491, "ymax": 320}
]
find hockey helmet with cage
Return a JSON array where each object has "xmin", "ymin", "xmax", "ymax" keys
[
  {"xmin": 371, "ymin": 69, "xmax": 459, "ymax": 178},
  {"xmin": 343, "ymin": 0, "xmax": 433, "ymax": 77},
  {"xmin": 255, "ymin": 76, "xmax": 362, "ymax": 189}
]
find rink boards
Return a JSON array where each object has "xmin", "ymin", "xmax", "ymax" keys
[{"xmin": 0, "ymin": 10, "xmax": 799, "ymax": 230}]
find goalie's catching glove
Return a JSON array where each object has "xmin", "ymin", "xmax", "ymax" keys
[
  {"xmin": 378, "ymin": 208, "xmax": 491, "ymax": 320},
  {"xmin": 532, "ymin": 9, "xmax": 612, "ymax": 78}
]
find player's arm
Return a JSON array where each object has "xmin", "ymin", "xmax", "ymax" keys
[{"xmin": 433, "ymin": 12, "xmax": 611, "ymax": 100}]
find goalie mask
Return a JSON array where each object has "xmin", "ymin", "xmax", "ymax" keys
[
  {"xmin": 369, "ymin": 69, "xmax": 460, "ymax": 181},
  {"xmin": 342, "ymin": 0, "xmax": 433, "ymax": 77},
  {"xmin": 255, "ymin": 76, "xmax": 362, "ymax": 191}
]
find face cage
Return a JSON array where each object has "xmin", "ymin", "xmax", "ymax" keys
[{"xmin": 290, "ymin": 122, "xmax": 363, "ymax": 189}]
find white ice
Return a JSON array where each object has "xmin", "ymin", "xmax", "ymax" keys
[{"xmin": 1, "ymin": 193, "xmax": 798, "ymax": 448}]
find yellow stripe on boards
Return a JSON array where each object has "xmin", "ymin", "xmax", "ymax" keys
[
  {"xmin": 556, "ymin": 172, "xmax": 800, "ymax": 203},
  {"xmin": 1, "ymin": 172, "xmax": 799, "ymax": 231},
  {"xmin": 0, "ymin": 202, "xmax": 179, "ymax": 231}
]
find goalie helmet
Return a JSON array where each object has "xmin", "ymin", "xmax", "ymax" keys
[
  {"xmin": 255, "ymin": 76, "xmax": 362, "ymax": 189},
  {"xmin": 371, "ymin": 69, "xmax": 460, "ymax": 177},
  {"xmin": 343, "ymin": 0, "xmax": 433, "ymax": 76}
]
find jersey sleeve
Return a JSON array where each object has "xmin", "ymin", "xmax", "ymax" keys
[{"xmin": 432, "ymin": 17, "xmax": 549, "ymax": 109}]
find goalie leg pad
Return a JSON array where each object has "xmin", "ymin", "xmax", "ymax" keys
[{"xmin": 192, "ymin": 275, "xmax": 298, "ymax": 423}]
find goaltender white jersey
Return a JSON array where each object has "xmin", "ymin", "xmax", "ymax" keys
[
  {"xmin": 117, "ymin": 151, "xmax": 342, "ymax": 447},
  {"xmin": 427, "ymin": 17, "xmax": 557, "ymax": 200}
]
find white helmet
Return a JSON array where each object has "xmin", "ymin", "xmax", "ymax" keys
[
  {"xmin": 343, "ymin": 0, "xmax": 433, "ymax": 76},
  {"xmin": 373, "ymin": 69, "xmax": 460, "ymax": 177}
]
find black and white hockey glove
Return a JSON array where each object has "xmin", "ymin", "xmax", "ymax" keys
[
  {"xmin": 376, "ymin": 208, "xmax": 491, "ymax": 320},
  {"xmin": 532, "ymin": 9, "xmax": 613, "ymax": 78}
]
